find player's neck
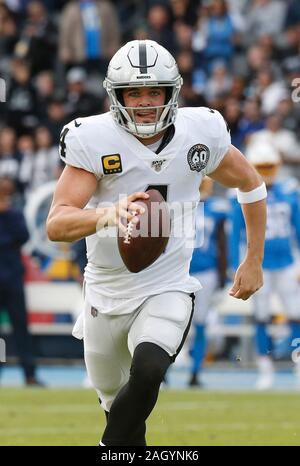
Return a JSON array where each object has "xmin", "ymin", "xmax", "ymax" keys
[{"xmin": 135, "ymin": 130, "xmax": 166, "ymax": 146}]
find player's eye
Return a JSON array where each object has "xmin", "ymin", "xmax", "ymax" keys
[{"xmin": 127, "ymin": 90, "xmax": 140, "ymax": 97}]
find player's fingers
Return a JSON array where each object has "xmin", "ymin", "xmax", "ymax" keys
[
  {"xmin": 232, "ymin": 286, "xmax": 256, "ymax": 300},
  {"xmin": 128, "ymin": 192, "xmax": 149, "ymax": 202},
  {"xmin": 118, "ymin": 207, "xmax": 131, "ymax": 220},
  {"xmin": 229, "ymin": 278, "xmax": 241, "ymax": 296},
  {"xmin": 232, "ymin": 290, "xmax": 249, "ymax": 300},
  {"xmin": 119, "ymin": 208, "xmax": 139, "ymax": 224},
  {"xmin": 231, "ymin": 288, "xmax": 241, "ymax": 298},
  {"xmin": 128, "ymin": 202, "xmax": 145, "ymax": 215}
]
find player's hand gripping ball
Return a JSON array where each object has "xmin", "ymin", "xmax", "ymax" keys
[{"xmin": 118, "ymin": 189, "xmax": 170, "ymax": 273}]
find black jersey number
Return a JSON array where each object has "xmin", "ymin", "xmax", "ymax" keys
[
  {"xmin": 59, "ymin": 127, "xmax": 69, "ymax": 159},
  {"xmin": 145, "ymin": 184, "xmax": 169, "ymax": 201}
]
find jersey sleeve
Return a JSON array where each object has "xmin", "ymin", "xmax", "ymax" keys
[
  {"xmin": 203, "ymin": 110, "xmax": 231, "ymax": 176},
  {"xmin": 59, "ymin": 123, "xmax": 102, "ymax": 179}
]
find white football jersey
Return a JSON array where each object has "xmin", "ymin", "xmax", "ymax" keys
[{"xmin": 60, "ymin": 107, "xmax": 231, "ymax": 314}]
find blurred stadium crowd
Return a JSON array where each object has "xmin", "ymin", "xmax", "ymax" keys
[
  {"xmin": 0, "ymin": 0, "xmax": 300, "ymax": 386},
  {"xmin": 0, "ymin": 0, "xmax": 300, "ymax": 204}
]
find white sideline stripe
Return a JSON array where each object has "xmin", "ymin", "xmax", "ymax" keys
[
  {"xmin": 0, "ymin": 405, "xmax": 96, "ymax": 413},
  {"xmin": 153, "ymin": 422, "xmax": 300, "ymax": 432},
  {"xmin": 1, "ymin": 422, "xmax": 299, "ymax": 437},
  {"xmin": 161, "ymin": 401, "xmax": 230, "ymax": 410},
  {"xmin": 0, "ymin": 399, "xmax": 296, "ymax": 414},
  {"xmin": 0, "ymin": 402, "xmax": 226, "ymax": 414}
]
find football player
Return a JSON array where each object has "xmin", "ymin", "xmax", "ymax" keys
[
  {"xmin": 47, "ymin": 40, "xmax": 267, "ymax": 446},
  {"xmin": 229, "ymin": 142, "xmax": 300, "ymax": 389},
  {"xmin": 189, "ymin": 177, "xmax": 229, "ymax": 387}
]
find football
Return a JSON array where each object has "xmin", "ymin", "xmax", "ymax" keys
[{"xmin": 118, "ymin": 189, "xmax": 170, "ymax": 273}]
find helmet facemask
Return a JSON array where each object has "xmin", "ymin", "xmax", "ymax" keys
[{"xmin": 104, "ymin": 78, "xmax": 182, "ymax": 138}]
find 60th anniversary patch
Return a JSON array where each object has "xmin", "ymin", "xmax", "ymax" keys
[{"xmin": 187, "ymin": 144, "xmax": 210, "ymax": 172}]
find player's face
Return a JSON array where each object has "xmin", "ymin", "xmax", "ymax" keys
[
  {"xmin": 254, "ymin": 163, "xmax": 280, "ymax": 185},
  {"xmin": 122, "ymin": 87, "xmax": 166, "ymax": 124}
]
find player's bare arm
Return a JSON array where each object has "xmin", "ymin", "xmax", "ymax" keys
[
  {"xmin": 46, "ymin": 165, "xmax": 148, "ymax": 242},
  {"xmin": 210, "ymin": 144, "xmax": 267, "ymax": 301}
]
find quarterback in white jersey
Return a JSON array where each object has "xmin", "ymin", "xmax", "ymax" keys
[
  {"xmin": 59, "ymin": 105, "xmax": 230, "ymax": 314},
  {"xmin": 47, "ymin": 40, "xmax": 267, "ymax": 446}
]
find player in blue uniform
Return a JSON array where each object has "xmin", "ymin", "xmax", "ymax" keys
[
  {"xmin": 229, "ymin": 143, "xmax": 300, "ymax": 389},
  {"xmin": 189, "ymin": 177, "xmax": 229, "ymax": 386}
]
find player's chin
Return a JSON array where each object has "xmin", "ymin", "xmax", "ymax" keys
[
  {"xmin": 134, "ymin": 112, "xmax": 157, "ymax": 124},
  {"xmin": 135, "ymin": 117, "xmax": 156, "ymax": 124}
]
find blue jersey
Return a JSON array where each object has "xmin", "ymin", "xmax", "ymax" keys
[
  {"xmin": 229, "ymin": 179, "xmax": 300, "ymax": 270},
  {"xmin": 190, "ymin": 197, "xmax": 229, "ymax": 274}
]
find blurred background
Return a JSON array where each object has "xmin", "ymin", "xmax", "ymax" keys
[{"xmin": 0, "ymin": 0, "xmax": 300, "ymax": 391}]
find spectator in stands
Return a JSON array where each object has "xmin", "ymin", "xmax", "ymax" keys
[
  {"xmin": 0, "ymin": 127, "xmax": 21, "ymax": 189},
  {"xmin": 230, "ymin": 75, "xmax": 246, "ymax": 101},
  {"xmin": 65, "ymin": 67, "xmax": 101, "ymax": 120},
  {"xmin": 235, "ymin": 97, "xmax": 265, "ymax": 151},
  {"xmin": 15, "ymin": 1, "xmax": 57, "ymax": 76},
  {"xmin": 276, "ymin": 97, "xmax": 300, "ymax": 134},
  {"xmin": 278, "ymin": 24, "xmax": 300, "ymax": 66},
  {"xmin": 45, "ymin": 96, "xmax": 68, "ymax": 145},
  {"xmin": 0, "ymin": 176, "xmax": 43, "ymax": 386},
  {"xmin": 223, "ymin": 97, "xmax": 242, "ymax": 148},
  {"xmin": 284, "ymin": 0, "xmax": 300, "ymax": 29},
  {"xmin": 5, "ymin": 58, "xmax": 38, "ymax": 134},
  {"xmin": 59, "ymin": 0, "xmax": 121, "ymax": 72},
  {"xmin": 245, "ymin": 0, "xmax": 287, "ymax": 45},
  {"xmin": 34, "ymin": 126, "xmax": 61, "ymax": 181},
  {"xmin": 179, "ymin": 74, "xmax": 207, "ymax": 108},
  {"xmin": 204, "ymin": 60, "xmax": 232, "ymax": 105},
  {"xmin": 175, "ymin": 48, "xmax": 207, "ymax": 107},
  {"xmin": 245, "ymin": 43, "xmax": 270, "ymax": 80},
  {"xmin": 18, "ymin": 133, "xmax": 35, "ymax": 199},
  {"xmin": 192, "ymin": 0, "xmax": 237, "ymax": 74},
  {"xmin": 35, "ymin": 70, "xmax": 56, "ymax": 120},
  {"xmin": 249, "ymin": 113, "xmax": 300, "ymax": 178},
  {"xmin": 0, "ymin": 3, "xmax": 18, "ymax": 62},
  {"xmin": 17, "ymin": 131, "xmax": 58, "ymax": 199},
  {"xmin": 169, "ymin": 0, "xmax": 199, "ymax": 28},
  {"xmin": 252, "ymin": 66, "xmax": 288, "ymax": 115},
  {"xmin": 174, "ymin": 20, "xmax": 193, "ymax": 51},
  {"xmin": 146, "ymin": 3, "xmax": 177, "ymax": 55}
]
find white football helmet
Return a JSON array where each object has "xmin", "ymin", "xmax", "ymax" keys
[{"xmin": 103, "ymin": 40, "xmax": 183, "ymax": 138}]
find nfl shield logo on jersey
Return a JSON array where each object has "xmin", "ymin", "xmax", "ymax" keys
[
  {"xmin": 91, "ymin": 306, "xmax": 98, "ymax": 318},
  {"xmin": 151, "ymin": 159, "xmax": 166, "ymax": 172},
  {"xmin": 187, "ymin": 144, "xmax": 210, "ymax": 172}
]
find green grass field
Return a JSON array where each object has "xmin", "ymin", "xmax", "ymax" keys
[{"xmin": 0, "ymin": 388, "xmax": 299, "ymax": 446}]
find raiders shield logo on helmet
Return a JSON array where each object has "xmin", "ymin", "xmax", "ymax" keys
[{"xmin": 187, "ymin": 144, "xmax": 210, "ymax": 172}]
